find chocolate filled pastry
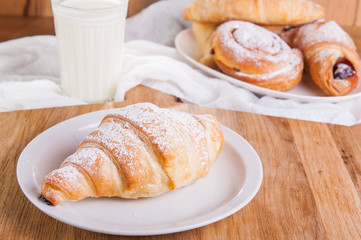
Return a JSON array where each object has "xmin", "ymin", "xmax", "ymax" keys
[
  {"xmin": 40, "ymin": 103, "xmax": 223, "ymax": 206},
  {"xmin": 183, "ymin": 0, "xmax": 325, "ymax": 26},
  {"xmin": 211, "ymin": 21, "xmax": 304, "ymax": 91},
  {"xmin": 281, "ymin": 20, "xmax": 360, "ymax": 96}
]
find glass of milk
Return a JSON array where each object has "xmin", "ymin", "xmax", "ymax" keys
[{"xmin": 51, "ymin": 0, "xmax": 128, "ymax": 102}]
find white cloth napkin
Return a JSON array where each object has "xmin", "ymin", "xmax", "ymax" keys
[{"xmin": 0, "ymin": 0, "xmax": 360, "ymax": 126}]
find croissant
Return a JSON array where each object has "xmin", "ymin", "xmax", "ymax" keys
[
  {"xmin": 211, "ymin": 21, "xmax": 304, "ymax": 91},
  {"xmin": 281, "ymin": 20, "xmax": 360, "ymax": 96},
  {"xmin": 183, "ymin": 0, "xmax": 325, "ymax": 26},
  {"xmin": 40, "ymin": 103, "xmax": 223, "ymax": 206},
  {"xmin": 192, "ymin": 21, "xmax": 220, "ymax": 69}
]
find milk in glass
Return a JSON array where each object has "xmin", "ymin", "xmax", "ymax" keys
[{"xmin": 51, "ymin": 0, "xmax": 128, "ymax": 102}]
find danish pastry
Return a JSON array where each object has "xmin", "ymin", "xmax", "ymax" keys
[
  {"xmin": 281, "ymin": 20, "xmax": 360, "ymax": 96},
  {"xmin": 211, "ymin": 21, "xmax": 304, "ymax": 91}
]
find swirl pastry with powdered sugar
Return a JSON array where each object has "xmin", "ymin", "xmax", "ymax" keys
[{"xmin": 211, "ymin": 21, "xmax": 304, "ymax": 91}]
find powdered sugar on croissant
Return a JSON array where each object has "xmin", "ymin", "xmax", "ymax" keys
[{"xmin": 41, "ymin": 103, "xmax": 223, "ymax": 206}]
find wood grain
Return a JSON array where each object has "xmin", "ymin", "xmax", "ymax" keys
[
  {"xmin": 127, "ymin": 0, "xmax": 158, "ymax": 18},
  {"xmin": 0, "ymin": 85, "xmax": 360, "ymax": 239},
  {"xmin": 0, "ymin": 0, "xmax": 158, "ymax": 18},
  {"xmin": 289, "ymin": 120, "xmax": 361, "ymax": 239},
  {"xmin": 26, "ymin": 0, "xmax": 52, "ymax": 17},
  {"xmin": 0, "ymin": 16, "xmax": 54, "ymax": 43},
  {"xmin": 329, "ymin": 124, "xmax": 361, "ymax": 197},
  {"xmin": 313, "ymin": 0, "xmax": 358, "ymax": 26},
  {"xmin": 356, "ymin": 0, "xmax": 361, "ymax": 28},
  {"xmin": 350, "ymin": 124, "xmax": 361, "ymax": 148},
  {"xmin": 0, "ymin": 0, "xmax": 27, "ymax": 16}
]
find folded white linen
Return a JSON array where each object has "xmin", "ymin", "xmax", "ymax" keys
[
  {"xmin": 0, "ymin": 35, "xmax": 59, "ymax": 83},
  {"xmin": 0, "ymin": 0, "xmax": 360, "ymax": 127},
  {"xmin": 125, "ymin": 0, "xmax": 192, "ymax": 47},
  {"xmin": 0, "ymin": 80, "xmax": 84, "ymax": 111}
]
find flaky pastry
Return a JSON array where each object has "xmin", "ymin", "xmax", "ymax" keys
[
  {"xmin": 183, "ymin": 0, "xmax": 325, "ymax": 26},
  {"xmin": 211, "ymin": 21, "xmax": 304, "ymax": 91},
  {"xmin": 281, "ymin": 20, "xmax": 360, "ymax": 96},
  {"xmin": 41, "ymin": 103, "xmax": 223, "ymax": 206}
]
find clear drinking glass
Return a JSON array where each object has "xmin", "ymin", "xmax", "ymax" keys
[{"xmin": 51, "ymin": 0, "xmax": 128, "ymax": 102}]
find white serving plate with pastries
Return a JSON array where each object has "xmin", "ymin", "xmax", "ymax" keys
[
  {"xmin": 175, "ymin": 29, "xmax": 361, "ymax": 103},
  {"xmin": 17, "ymin": 108, "xmax": 263, "ymax": 236}
]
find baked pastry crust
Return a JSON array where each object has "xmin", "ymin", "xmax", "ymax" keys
[
  {"xmin": 281, "ymin": 20, "xmax": 360, "ymax": 96},
  {"xmin": 192, "ymin": 21, "xmax": 220, "ymax": 69},
  {"xmin": 183, "ymin": 0, "xmax": 325, "ymax": 26},
  {"xmin": 211, "ymin": 21, "xmax": 304, "ymax": 91},
  {"xmin": 41, "ymin": 103, "xmax": 223, "ymax": 206}
]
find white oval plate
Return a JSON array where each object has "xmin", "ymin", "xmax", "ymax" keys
[
  {"xmin": 175, "ymin": 29, "xmax": 361, "ymax": 103},
  {"xmin": 17, "ymin": 108, "xmax": 263, "ymax": 236}
]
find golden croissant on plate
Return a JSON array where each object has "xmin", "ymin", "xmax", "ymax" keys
[
  {"xmin": 183, "ymin": 0, "xmax": 325, "ymax": 26},
  {"xmin": 40, "ymin": 103, "xmax": 224, "ymax": 206}
]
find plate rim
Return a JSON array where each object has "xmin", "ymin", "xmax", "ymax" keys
[
  {"xmin": 174, "ymin": 28, "xmax": 361, "ymax": 103},
  {"xmin": 16, "ymin": 108, "xmax": 263, "ymax": 236}
]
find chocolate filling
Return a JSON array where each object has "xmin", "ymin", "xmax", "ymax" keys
[
  {"xmin": 210, "ymin": 49, "xmax": 215, "ymax": 55},
  {"xmin": 39, "ymin": 194, "xmax": 53, "ymax": 206},
  {"xmin": 333, "ymin": 59, "xmax": 356, "ymax": 80},
  {"xmin": 282, "ymin": 25, "xmax": 300, "ymax": 32}
]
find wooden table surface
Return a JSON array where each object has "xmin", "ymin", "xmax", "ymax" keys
[
  {"xmin": 0, "ymin": 15, "xmax": 361, "ymax": 239},
  {"xmin": 1, "ymin": 85, "xmax": 361, "ymax": 239}
]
